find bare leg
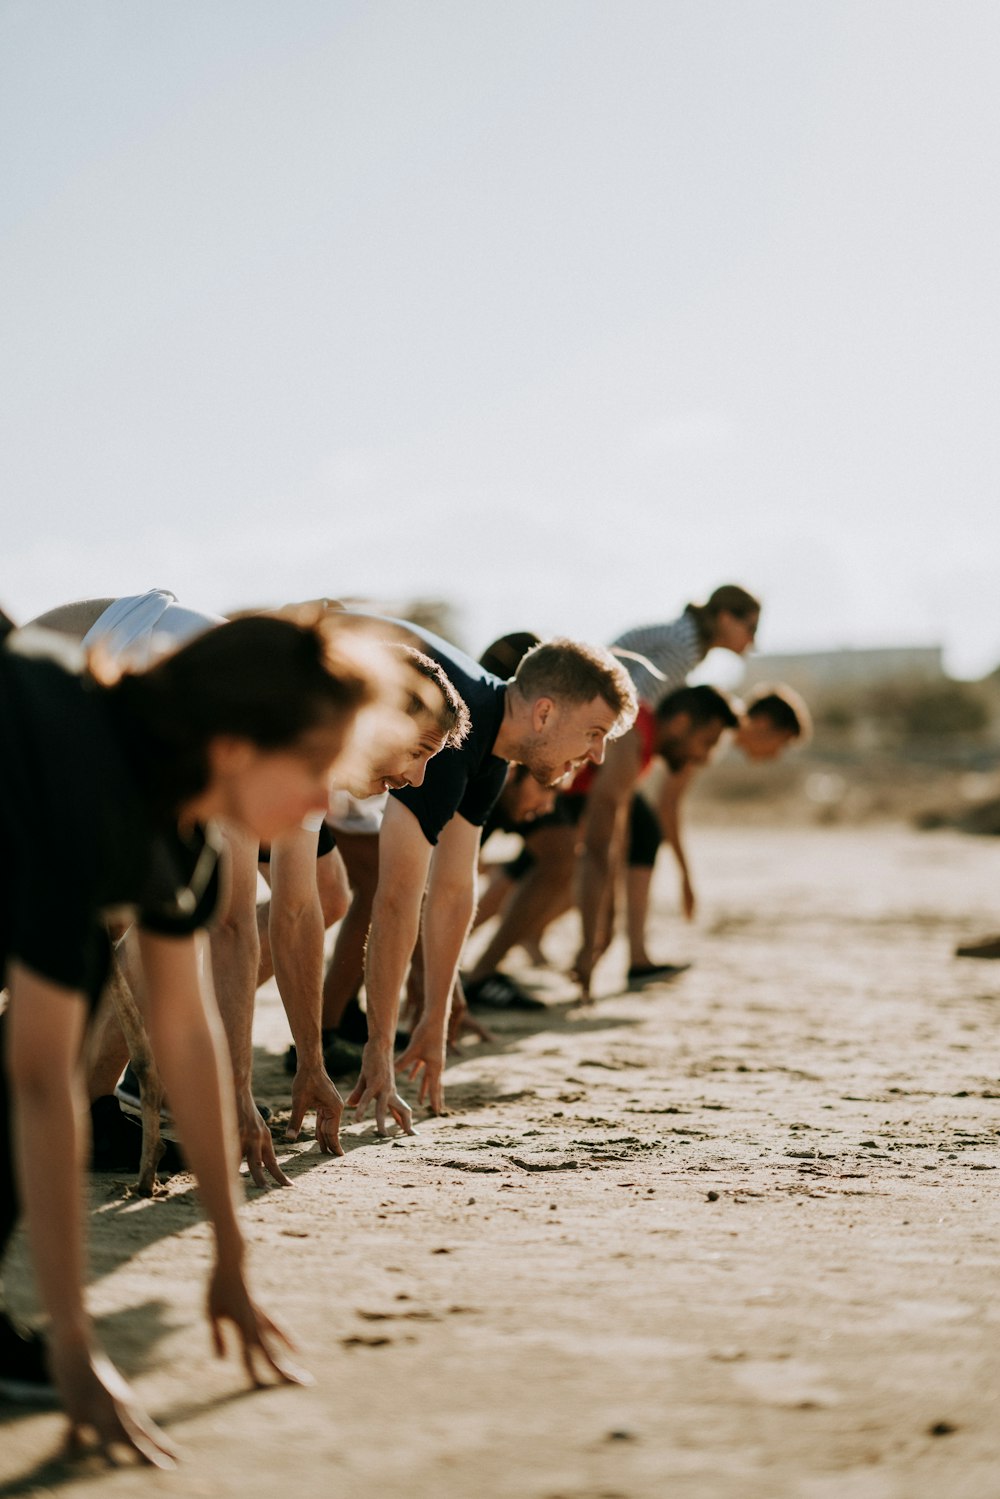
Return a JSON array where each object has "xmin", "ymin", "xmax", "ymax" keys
[
  {"xmin": 625, "ymin": 866, "xmax": 655, "ymax": 969},
  {"xmin": 210, "ymin": 823, "xmax": 261, "ymax": 1096},
  {"xmin": 112, "ymin": 952, "xmax": 166, "ymax": 1196},
  {"xmin": 84, "ymin": 932, "xmax": 166, "ymax": 1197},
  {"xmin": 208, "ymin": 821, "xmax": 294, "ymax": 1187},
  {"xmin": 467, "ymin": 824, "xmax": 577, "ymax": 981},
  {"xmin": 84, "ymin": 988, "xmax": 130, "ymax": 1103},
  {"xmin": 257, "ymin": 846, "xmax": 350, "ymax": 987},
  {"xmin": 321, "ymin": 831, "xmax": 379, "ymax": 1030}
]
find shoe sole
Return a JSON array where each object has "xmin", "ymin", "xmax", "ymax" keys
[
  {"xmin": 0, "ymin": 1376, "xmax": 59, "ymax": 1406},
  {"xmin": 627, "ymin": 963, "xmax": 691, "ymax": 987},
  {"xmin": 113, "ymin": 1086, "xmax": 181, "ymax": 1143},
  {"xmin": 115, "ymin": 1086, "xmax": 271, "ymax": 1136}
]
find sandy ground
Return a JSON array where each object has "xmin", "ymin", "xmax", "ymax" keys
[{"xmin": 3, "ymin": 822, "xmax": 1000, "ymax": 1499}]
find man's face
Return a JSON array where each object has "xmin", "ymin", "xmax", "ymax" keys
[
  {"xmin": 518, "ymin": 695, "xmax": 619, "ymax": 788},
  {"xmin": 500, "ymin": 768, "xmax": 556, "ymax": 823},
  {"xmin": 656, "ymin": 713, "xmax": 726, "ymax": 772},
  {"xmin": 737, "ymin": 717, "xmax": 795, "ymax": 762},
  {"xmin": 351, "ymin": 715, "xmax": 448, "ymax": 797}
]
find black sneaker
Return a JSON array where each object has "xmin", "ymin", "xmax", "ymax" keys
[
  {"xmin": 464, "ymin": 972, "xmax": 546, "ymax": 1011},
  {"xmin": 116, "ymin": 1063, "xmax": 270, "ymax": 1126},
  {"xmin": 285, "ymin": 1028, "xmax": 340, "ymax": 1076},
  {"xmin": 114, "ymin": 1063, "xmax": 179, "ymax": 1142},
  {"xmin": 336, "ymin": 996, "xmax": 369, "ymax": 1045},
  {"xmin": 89, "ymin": 1095, "xmax": 185, "ymax": 1175},
  {"xmin": 322, "ymin": 1034, "xmax": 365, "ymax": 1078},
  {"xmin": 0, "ymin": 1308, "xmax": 56, "ymax": 1405},
  {"xmin": 626, "ymin": 962, "xmax": 691, "ymax": 986}
]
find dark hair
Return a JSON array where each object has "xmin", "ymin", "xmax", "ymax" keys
[
  {"xmin": 0, "ymin": 606, "xmax": 16, "ymax": 644},
  {"xmin": 109, "ymin": 615, "xmax": 377, "ymax": 811},
  {"xmin": 399, "ymin": 645, "xmax": 470, "ymax": 748},
  {"xmin": 479, "ymin": 631, "xmax": 541, "ymax": 679},
  {"xmin": 686, "ymin": 584, "xmax": 761, "ymax": 648},
  {"xmin": 512, "ymin": 638, "xmax": 638, "ymax": 737},
  {"xmin": 655, "ymin": 683, "xmax": 739, "ymax": 730},
  {"xmin": 746, "ymin": 684, "xmax": 811, "ymax": 741}
]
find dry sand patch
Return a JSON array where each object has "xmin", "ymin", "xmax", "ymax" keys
[{"xmin": 2, "ymin": 825, "xmax": 999, "ymax": 1498}]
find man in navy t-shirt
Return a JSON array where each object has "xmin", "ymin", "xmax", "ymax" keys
[{"xmin": 343, "ymin": 618, "xmax": 638, "ymax": 1127}]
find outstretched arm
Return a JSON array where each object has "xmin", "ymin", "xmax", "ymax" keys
[
  {"xmin": 396, "ymin": 812, "xmax": 481, "ymax": 1113},
  {"xmin": 138, "ymin": 930, "xmax": 309, "ymax": 1389},
  {"xmin": 347, "ymin": 797, "xmax": 432, "ymax": 1135},
  {"xmin": 268, "ymin": 826, "xmax": 343, "ymax": 1154},
  {"xmin": 210, "ymin": 823, "xmax": 290, "ymax": 1187},
  {"xmin": 6, "ymin": 961, "xmax": 178, "ymax": 1466}
]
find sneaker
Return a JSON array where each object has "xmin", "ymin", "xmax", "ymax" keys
[
  {"xmin": 0, "ymin": 1309, "xmax": 55, "ymax": 1406},
  {"xmin": 463, "ymin": 972, "xmax": 546, "ymax": 1011},
  {"xmin": 336, "ymin": 996, "xmax": 369, "ymax": 1045},
  {"xmin": 89, "ymin": 1095, "xmax": 185, "ymax": 1175},
  {"xmin": 114, "ymin": 1063, "xmax": 179, "ymax": 1142},
  {"xmin": 322, "ymin": 1034, "xmax": 365, "ymax": 1078},
  {"xmin": 955, "ymin": 935, "xmax": 1000, "ymax": 959},
  {"xmin": 285, "ymin": 1028, "xmax": 340, "ymax": 1076},
  {"xmin": 116, "ymin": 1063, "xmax": 270, "ymax": 1126}
]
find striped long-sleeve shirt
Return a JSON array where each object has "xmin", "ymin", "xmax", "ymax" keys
[{"xmin": 610, "ymin": 610, "xmax": 705, "ymax": 708}]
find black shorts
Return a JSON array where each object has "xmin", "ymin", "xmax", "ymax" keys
[
  {"xmin": 503, "ymin": 846, "xmax": 537, "ymax": 882},
  {"xmin": 500, "ymin": 791, "xmax": 586, "ymax": 882},
  {"xmin": 258, "ymin": 821, "xmax": 337, "ymax": 865},
  {"xmin": 628, "ymin": 793, "xmax": 661, "ymax": 869}
]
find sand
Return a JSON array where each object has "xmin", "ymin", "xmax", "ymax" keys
[{"xmin": 2, "ymin": 822, "xmax": 1000, "ymax": 1499}]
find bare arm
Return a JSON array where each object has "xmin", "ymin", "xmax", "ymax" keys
[
  {"xmin": 268, "ymin": 826, "xmax": 325, "ymax": 1065},
  {"xmin": 6, "ymin": 961, "xmax": 177, "ymax": 1466},
  {"xmin": 268, "ymin": 827, "xmax": 343, "ymax": 1154},
  {"xmin": 138, "ymin": 931, "xmax": 309, "ymax": 1386},
  {"xmin": 209, "ymin": 822, "xmax": 290, "ymax": 1187},
  {"xmin": 396, "ymin": 813, "xmax": 481, "ymax": 1113},
  {"xmin": 346, "ymin": 797, "xmax": 432, "ymax": 1135}
]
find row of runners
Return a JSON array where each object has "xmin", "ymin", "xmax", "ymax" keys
[{"xmin": 0, "ymin": 584, "xmax": 807, "ymax": 1465}]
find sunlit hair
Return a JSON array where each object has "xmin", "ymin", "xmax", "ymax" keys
[
  {"xmin": 397, "ymin": 645, "xmax": 470, "ymax": 748},
  {"xmin": 745, "ymin": 683, "xmax": 812, "ymax": 743},
  {"xmin": 687, "ymin": 583, "xmax": 761, "ymax": 647},
  {"xmin": 512, "ymin": 638, "xmax": 638, "ymax": 738},
  {"xmin": 479, "ymin": 631, "xmax": 541, "ymax": 679},
  {"xmin": 655, "ymin": 683, "xmax": 739, "ymax": 730},
  {"xmin": 106, "ymin": 614, "xmax": 384, "ymax": 812}
]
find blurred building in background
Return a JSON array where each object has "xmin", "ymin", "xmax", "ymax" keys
[{"xmin": 743, "ymin": 645, "xmax": 945, "ymax": 698}]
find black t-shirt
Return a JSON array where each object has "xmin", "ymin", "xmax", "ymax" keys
[
  {"xmin": 0, "ymin": 643, "xmax": 222, "ymax": 1002},
  {"xmin": 360, "ymin": 617, "xmax": 509, "ymax": 847}
]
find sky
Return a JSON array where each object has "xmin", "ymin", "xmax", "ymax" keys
[{"xmin": 3, "ymin": 1, "xmax": 999, "ymax": 680}]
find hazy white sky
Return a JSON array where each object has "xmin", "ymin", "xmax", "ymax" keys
[{"xmin": 3, "ymin": 1, "xmax": 999, "ymax": 676}]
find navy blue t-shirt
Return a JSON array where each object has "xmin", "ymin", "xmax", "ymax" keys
[
  {"xmin": 359, "ymin": 616, "xmax": 509, "ymax": 847},
  {"xmin": 0, "ymin": 644, "xmax": 222, "ymax": 1003}
]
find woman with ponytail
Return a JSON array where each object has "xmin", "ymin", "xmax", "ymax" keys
[{"xmin": 0, "ymin": 608, "xmax": 384, "ymax": 1465}]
